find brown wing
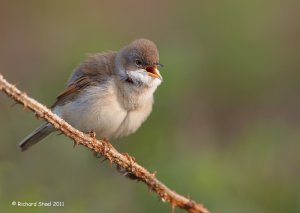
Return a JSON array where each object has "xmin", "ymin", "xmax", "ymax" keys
[
  {"xmin": 51, "ymin": 76, "xmax": 95, "ymax": 108},
  {"xmin": 51, "ymin": 51, "xmax": 116, "ymax": 108}
]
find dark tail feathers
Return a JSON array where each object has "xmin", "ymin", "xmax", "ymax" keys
[{"xmin": 19, "ymin": 123, "xmax": 55, "ymax": 151}]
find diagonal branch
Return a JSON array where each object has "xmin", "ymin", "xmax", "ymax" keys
[{"xmin": 0, "ymin": 73, "xmax": 211, "ymax": 213}]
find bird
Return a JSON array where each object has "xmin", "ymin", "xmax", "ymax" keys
[{"xmin": 19, "ymin": 38, "xmax": 163, "ymax": 151}]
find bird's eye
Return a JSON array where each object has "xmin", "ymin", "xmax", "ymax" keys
[{"xmin": 135, "ymin": 59, "xmax": 142, "ymax": 66}]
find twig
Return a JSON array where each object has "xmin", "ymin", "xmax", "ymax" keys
[{"xmin": 0, "ymin": 73, "xmax": 211, "ymax": 213}]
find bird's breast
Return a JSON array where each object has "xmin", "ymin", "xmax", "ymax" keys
[{"xmin": 56, "ymin": 82, "xmax": 153, "ymax": 139}]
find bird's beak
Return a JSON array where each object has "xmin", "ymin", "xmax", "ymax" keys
[
  {"xmin": 145, "ymin": 65, "xmax": 162, "ymax": 79},
  {"xmin": 157, "ymin": 63, "xmax": 164, "ymax": 67}
]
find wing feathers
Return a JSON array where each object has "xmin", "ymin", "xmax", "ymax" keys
[{"xmin": 52, "ymin": 52, "xmax": 116, "ymax": 108}]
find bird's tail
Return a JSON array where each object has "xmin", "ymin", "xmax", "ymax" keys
[{"xmin": 19, "ymin": 123, "xmax": 55, "ymax": 151}]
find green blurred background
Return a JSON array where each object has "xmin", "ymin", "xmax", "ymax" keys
[{"xmin": 1, "ymin": 0, "xmax": 300, "ymax": 212}]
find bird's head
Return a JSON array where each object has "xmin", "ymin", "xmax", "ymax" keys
[{"xmin": 116, "ymin": 38, "xmax": 163, "ymax": 87}]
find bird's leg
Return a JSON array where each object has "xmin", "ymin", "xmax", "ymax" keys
[
  {"xmin": 123, "ymin": 153, "xmax": 136, "ymax": 167},
  {"xmin": 87, "ymin": 129, "xmax": 102, "ymax": 158},
  {"xmin": 98, "ymin": 138, "xmax": 113, "ymax": 164},
  {"xmin": 101, "ymin": 137, "xmax": 112, "ymax": 155},
  {"xmin": 89, "ymin": 129, "xmax": 96, "ymax": 138}
]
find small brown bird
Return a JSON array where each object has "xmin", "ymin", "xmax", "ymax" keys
[{"xmin": 19, "ymin": 38, "xmax": 163, "ymax": 151}]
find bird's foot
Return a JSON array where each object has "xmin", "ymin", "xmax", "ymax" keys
[
  {"xmin": 95, "ymin": 138, "xmax": 113, "ymax": 164},
  {"xmin": 89, "ymin": 129, "xmax": 97, "ymax": 139},
  {"xmin": 101, "ymin": 138, "xmax": 112, "ymax": 155},
  {"xmin": 87, "ymin": 130, "xmax": 101, "ymax": 157},
  {"xmin": 123, "ymin": 153, "xmax": 136, "ymax": 167}
]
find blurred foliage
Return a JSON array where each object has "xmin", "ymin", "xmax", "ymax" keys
[{"xmin": 1, "ymin": 0, "xmax": 300, "ymax": 212}]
